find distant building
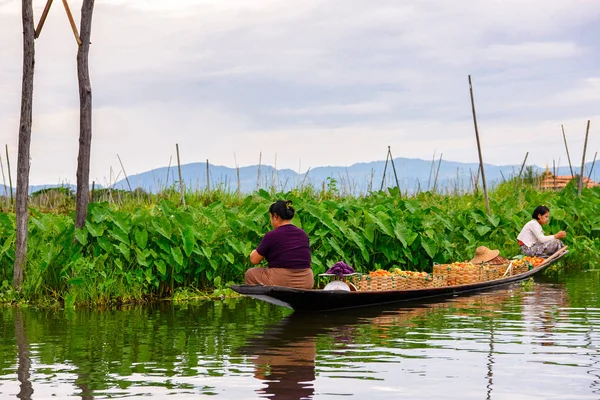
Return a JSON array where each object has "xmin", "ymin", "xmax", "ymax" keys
[{"xmin": 540, "ymin": 167, "xmax": 599, "ymax": 190}]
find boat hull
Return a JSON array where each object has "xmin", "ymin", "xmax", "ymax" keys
[{"xmin": 231, "ymin": 249, "xmax": 568, "ymax": 312}]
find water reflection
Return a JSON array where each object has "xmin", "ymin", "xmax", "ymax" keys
[
  {"xmin": 240, "ymin": 315, "xmax": 318, "ymax": 399},
  {"xmin": 14, "ymin": 309, "xmax": 33, "ymax": 400},
  {"xmin": 0, "ymin": 274, "xmax": 599, "ymax": 400}
]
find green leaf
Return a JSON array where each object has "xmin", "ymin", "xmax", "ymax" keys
[
  {"xmin": 462, "ymin": 230, "xmax": 476, "ymax": 244},
  {"xmin": 134, "ymin": 228, "xmax": 148, "ymax": 250},
  {"xmin": 180, "ymin": 226, "xmax": 196, "ymax": 257},
  {"xmin": 223, "ymin": 253, "xmax": 234, "ymax": 264},
  {"xmin": 362, "ymin": 223, "xmax": 375, "ymax": 243},
  {"xmin": 110, "ymin": 227, "xmax": 130, "ymax": 246},
  {"xmin": 68, "ymin": 277, "xmax": 85, "ymax": 286},
  {"xmin": 365, "ymin": 211, "xmax": 394, "ymax": 237},
  {"xmin": 64, "ymin": 293, "xmax": 77, "ymax": 309},
  {"xmin": 74, "ymin": 227, "xmax": 88, "ymax": 246},
  {"xmin": 552, "ymin": 208, "xmax": 566, "ymax": 221},
  {"xmin": 118, "ymin": 243, "xmax": 130, "ymax": 259},
  {"xmin": 152, "ymin": 218, "xmax": 172, "ymax": 240},
  {"xmin": 155, "ymin": 260, "xmax": 167, "ymax": 277},
  {"xmin": 327, "ymin": 237, "xmax": 344, "ymax": 257},
  {"xmin": 97, "ymin": 236, "xmax": 112, "ymax": 252},
  {"xmin": 135, "ymin": 248, "xmax": 150, "ymax": 267},
  {"xmin": 171, "ymin": 247, "xmax": 184, "ymax": 266},
  {"xmin": 488, "ymin": 214, "xmax": 500, "ymax": 228},
  {"xmin": 476, "ymin": 225, "xmax": 492, "ymax": 237},
  {"xmin": 110, "ymin": 213, "xmax": 132, "ymax": 236},
  {"xmin": 85, "ymin": 221, "xmax": 105, "ymax": 237},
  {"xmin": 393, "ymin": 223, "xmax": 408, "ymax": 248},
  {"xmin": 420, "ymin": 237, "xmax": 437, "ymax": 259}
]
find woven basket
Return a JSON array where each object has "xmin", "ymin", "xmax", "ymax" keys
[
  {"xmin": 504, "ymin": 262, "xmax": 531, "ymax": 276},
  {"xmin": 433, "ymin": 263, "xmax": 510, "ymax": 285},
  {"xmin": 349, "ymin": 273, "xmax": 445, "ymax": 292}
]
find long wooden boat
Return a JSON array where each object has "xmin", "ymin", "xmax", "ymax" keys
[{"xmin": 230, "ymin": 247, "xmax": 568, "ymax": 312}]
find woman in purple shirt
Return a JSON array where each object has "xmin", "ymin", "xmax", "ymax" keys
[{"xmin": 245, "ymin": 200, "xmax": 314, "ymax": 289}]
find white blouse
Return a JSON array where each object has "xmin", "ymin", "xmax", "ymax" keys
[{"xmin": 517, "ymin": 219, "xmax": 554, "ymax": 248}]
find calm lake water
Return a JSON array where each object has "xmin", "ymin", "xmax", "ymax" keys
[{"xmin": 1, "ymin": 270, "xmax": 599, "ymax": 400}]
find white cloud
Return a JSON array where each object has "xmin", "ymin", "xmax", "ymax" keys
[
  {"xmin": 483, "ymin": 42, "xmax": 583, "ymax": 63},
  {"xmin": 1, "ymin": 0, "xmax": 599, "ymax": 185}
]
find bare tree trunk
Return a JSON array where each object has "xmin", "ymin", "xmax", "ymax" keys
[
  {"xmin": 14, "ymin": 0, "xmax": 36, "ymax": 289},
  {"xmin": 75, "ymin": 0, "xmax": 95, "ymax": 229}
]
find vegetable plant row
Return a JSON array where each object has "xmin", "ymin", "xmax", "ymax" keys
[{"xmin": 0, "ymin": 181, "xmax": 598, "ymax": 306}]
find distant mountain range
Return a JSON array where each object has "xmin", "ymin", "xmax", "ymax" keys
[{"xmin": 1, "ymin": 157, "xmax": 596, "ymax": 196}]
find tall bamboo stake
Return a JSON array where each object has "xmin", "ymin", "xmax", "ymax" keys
[
  {"xmin": 5, "ymin": 145, "xmax": 13, "ymax": 204},
  {"xmin": 164, "ymin": 156, "xmax": 172, "ymax": 190},
  {"xmin": 578, "ymin": 120, "xmax": 591, "ymax": 196},
  {"xmin": 176, "ymin": 144, "xmax": 185, "ymax": 206},
  {"xmin": 562, "ymin": 124, "xmax": 575, "ymax": 177},
  {"xmin": 587, "ymin": 151, "xmax": 597, "ymax": 182},
  {"xmin": 234, "ymin": 153, "xmax": 241, "ymax": 195},
  {"xmin": 432, "ymin": 153, "xmax": 443, "ymax": 194},
  {"xmin": 517, "ymin": 152, "xmax": 529, "ymax": 186},
  {"xmin": 273, "ymin": 153, "xmax": 277, "ymax": 192},
  {"xmin": 468, "ymin": 75, "xmax": 490, "ymax": 216},
  {"xmin": 206, "ymin": 159, "xmax": 210, "ymax": 191},
  {"xmin": 256, "ymin": 152, "xmax": 262, "ymax": 192},
  {"xmin": 34, "ymin": 0, "xmax": 54, "ymax": 38},
  {"xmin": 388, "ymin": 146, "xmax": 400, "ymax": 193},
  {"xmin": 0, "ymin": 153, "xmax": 7, "ymax": 200},
  {"xmin": 380, "ymin": 147, "xmax": 390, "ymax": 191},
  {"xmin": 553, "ymin": 160, "xmax": 556, "ymax": 190},
  {"xmin": 116, "ymin": 154, "xmax": 131, "ymax": 191},
  {"xmin": 427, "ymin": 150, "xmax": 436, "ymax": 191},
  {"xmin": 61, "ymin": 0, "xmax": 82, "ymax": 45}
]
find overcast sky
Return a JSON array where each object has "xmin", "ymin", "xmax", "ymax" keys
[{"xmin": 1, "ymin": 0, "xmax": 599, "ymax": 186}]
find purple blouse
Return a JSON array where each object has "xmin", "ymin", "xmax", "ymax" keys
[{"xmin": 256, "ymin": 224, "xmax": 311, "ymax": 269}]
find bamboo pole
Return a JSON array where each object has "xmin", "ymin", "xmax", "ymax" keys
[
  {"xmin": 432, "ymin": 153, "xmax": 443, "ymax": 194},
  {"xmin": 388, "ymin": 146, "xmax": 400, "ymax": 193},
  {"xmin": 587, "ymin": 151, "xmax": 597, "ymax": 182},
  {"xmin": 301, "ymin": 167, "xmax": 311, "ymax": 189},
  {"xmin": 61, "ymin": 0, "xmax": 82, "ymax": 45},
  {"xmin": 562, "ymin": 124, "xmax": 574, "ymax": 177},
  {"xmin": 0, "ymin": 153, "xmax": 7, "ymax": 200},
  {"xmin": 5, "ymin": 145, "xmax": 14, "ymax": 204},
  {"xmin": 234, "ymin": 153, "xmax": 241, "ymax": 195},
  {"xmin": 164, "ymin": 155, "xmax": 172, "ymax": 190},
  {"xmin": 517, "ymin": 152, "xmax": 529, "ymax": 186},
  {"xmin": 578, "ymin": 120, "xmax": 591, "ymax": 196},
  {"xmin": 256, "ymin": 152, "xmax": 262, "ymax": 192},
  {"xmin": 34, "ymin": 0, "xmax": 54, "ymax": 39},
  {"xmin": 380, "ymin": 147, "xmax": 390, "ymax": 191},
  {"xmin": 117, "ymin": 154, "xmax": 132, "ymax": 191},
  {"xmin": 468, "ymin": 75, "xmax": 490, "ymax": 216},
  {"xmin": 427, "ymin": 150, "xmax": 436, "ymax": 191},
  {"xmin": 175, "ymin": 144, "xmax": 185, "ymax": 206},
  {"xmin": 206, "ymin": 159, "xmax": 210, "ymax": 192},
  {"xmin": 553, "ymin": 160, "xmax": 556, "ymax": 190},
  {"xmin": 273, "ymin": 153, "xmax": 277, "ymax": 192}
]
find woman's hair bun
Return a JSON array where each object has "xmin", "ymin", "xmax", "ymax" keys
[{"xmin": 269, "ymin": 199, "xmax": 295, "ymax": 220}]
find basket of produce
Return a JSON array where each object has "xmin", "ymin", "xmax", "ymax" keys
[
  {"xmin": 350, "ymin": 269, "xmax": 444, "ymax": 292},
  {"xmin": 432, "ymin": 262, "xmax": 509, "ymax": 285},
  {"xmin": 504, "ymin": 256, "xmax": 545, "ymax": 275}
]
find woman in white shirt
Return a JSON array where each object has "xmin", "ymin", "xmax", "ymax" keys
[{"xmin": 517, "ymin": 205, "xmax": 566, "ymax": 257}]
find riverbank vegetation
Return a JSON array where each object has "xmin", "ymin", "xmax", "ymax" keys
[{"xmin": 1, "ymin": 179, "xmax": 599, "ymax": 307}]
